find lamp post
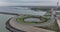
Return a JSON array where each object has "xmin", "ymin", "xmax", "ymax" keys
[
  {"xmin": 56, "ymin": 1, "xmax": 59, "ymax": 19},
  {"xmin": 51, "ymin": 1, "xmax": 59, "ymax": 22},
  {"xmin": 57, "ymin": 1, "xmax": 59, "ymax": 9}
]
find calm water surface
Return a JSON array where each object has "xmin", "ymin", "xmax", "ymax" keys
[
  {"xmin": 0, "ymin": 14, "xmax": 15, "ymax": 32},
  {"xmin": 0, "ymin": 7, "xmax": 46, "ymax": 16},
  {"xmin": 24, "ymin": 18, "xmax": 41, "ymax": 22}
]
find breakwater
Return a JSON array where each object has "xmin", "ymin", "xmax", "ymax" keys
[{"xmin": 0, "ymin": 12, "xmax": 19, "ymax": 16}]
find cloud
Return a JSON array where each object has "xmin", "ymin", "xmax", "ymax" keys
[
  {"xmin": 0, "ymin": 0, "xmax": 59, "ymax": 6},
  {"xmin": 0, "ymin": 2, "xmax": 13, "ymax": 6},
  {"xmin": 8, "ymin": 0, "xmax": 57, "ymax": 3}
]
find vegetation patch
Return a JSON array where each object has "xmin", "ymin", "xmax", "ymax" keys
[
  {"xmin": 16, "ymin": 15, "xmax": 59, "ymax": 32},
  {"xmin": 16, "ymin": 15, "xmax": 50, "ymax": 24},
  {"xmin": 37, "ymin": 21, "xmax": 59, "ymax": 32}
]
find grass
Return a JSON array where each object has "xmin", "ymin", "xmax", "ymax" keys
[
  {"xmin": 31, "ymin": 8, "xmax": 51, "ymax": 11},
  {"xmin": 36, "ymin": 20, "xmax": 59, "ymax": 32},
  {"xmin": 16, "ymin": 15, "xmax": 59, "ymax": 32},
  {"xmin": 16, "ymin": 15, "xmax": 50, "ymax": 24}
]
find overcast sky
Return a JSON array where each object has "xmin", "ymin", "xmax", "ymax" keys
[{"xmin": 0, "ymin": 0, "xmax": 59, "ymax": 6}]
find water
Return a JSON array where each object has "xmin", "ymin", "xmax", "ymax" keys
[
  {"xmin": 0, "ymin": 7, "xmax": 46, "ymax": 16},
  {"xmin": 24, "ymin": 18, "xmax": 41, "ymax": 22},
  {"xmin": 0, "ymin": 14, "xmax": 15, "ymax": 32},
  {"xmin": 0, "ymin": 6, "xmax": 47, "ymax": 32}
]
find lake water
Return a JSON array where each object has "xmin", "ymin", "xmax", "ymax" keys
[
  {"xmin": 24, "ymin": 18, "xmax": 41, "ymax": 22},
  {"xmin": 0, "ymin": 6, "xmax": 47, "ymax": 32}
]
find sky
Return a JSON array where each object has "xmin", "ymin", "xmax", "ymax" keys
[{"xmin": 0, "ymin": 0, "xmax": 59, "ymax": 6}]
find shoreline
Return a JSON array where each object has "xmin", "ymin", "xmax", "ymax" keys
[
  {"xmin": 6, "ymin": 18, "xmax": 25, "ymax": 32},
  {"xmin": 6, "ymin": 17, "xmax": 55, "ymax": 32}
]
